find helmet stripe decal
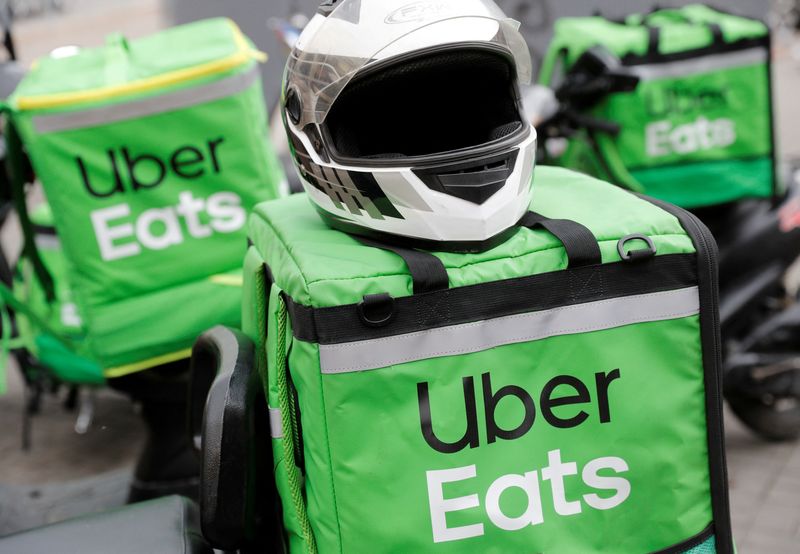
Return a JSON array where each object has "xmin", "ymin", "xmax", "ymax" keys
[
  {"xmin": 345, "ymin": 171, "xmax": 404, "ymax": 219},
  {"xmin": 321, "ymin": 165, "xmax": 362, "ymax": 215},
  {"xmin": 335, "ymin": 169, "xmax": 385, "ymax": 220}
]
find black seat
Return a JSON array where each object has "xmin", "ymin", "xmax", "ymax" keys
[
  {"xmin": 189, "ymin": 326, "xmax": 283, "ymax": 552},
  {"xmin": 0, "ymin": 495, "xmax": 211, "ymax": 554}
]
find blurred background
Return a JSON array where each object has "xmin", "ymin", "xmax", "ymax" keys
[{"xmin": 1, "ymin": 1, "xmax": 800, "ymax": 552}]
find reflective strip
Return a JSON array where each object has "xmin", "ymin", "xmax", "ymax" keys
[
  {"xmin": 631, "ymin": 48, "xmax": 767, "ymax": 80},
  {"xmin": 269, "ymin": 407, "xmax": 283, "ymax": 439},
  {"xmin": 34, "ymin": 234, "xmax": 61, "ymax": 250},
  {"xmin": 319, "ymin": 286, "xmax": 699, "ymax": 374},
  {"xmin": 33, "ymin": 66, "xmax": 259, "ymax": 133}
]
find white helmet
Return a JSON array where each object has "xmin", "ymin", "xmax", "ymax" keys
[{"xmin": 283, "ymin": 0, "xmax": 537, "ymax": 250}]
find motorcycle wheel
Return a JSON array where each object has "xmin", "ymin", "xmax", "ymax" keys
[{"xmin": 726, "ymin": 383, "xmax": 800, "ymax": 442}]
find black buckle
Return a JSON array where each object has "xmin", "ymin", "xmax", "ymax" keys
[
  {"xmin": 358, "ymin": 293, "xmax": 396, "ymax": 327},
  {"xmin": 617, "ymin": 234, "xmax": 656, "ymax": 262}
]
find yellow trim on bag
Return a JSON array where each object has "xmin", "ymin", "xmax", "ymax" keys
[
  {"xmin": 210, "ymin": 274, "xmax": 244, "ymax": 287},
  {"xmin": 16, "ymin": 21, "xmax": 266, "ymax": 111},
  {"xmin": 103, "ymin": 347, "xmax": 193, "ymax": 378}
]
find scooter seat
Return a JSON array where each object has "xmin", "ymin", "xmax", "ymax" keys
[{"xmin": 0, "ymin": 495, "xmax": 212, "ymax": 554}]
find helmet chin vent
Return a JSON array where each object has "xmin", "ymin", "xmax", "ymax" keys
[{"xmin": 414, "ymin": 152, "xmax": 517, "ymax": 205}]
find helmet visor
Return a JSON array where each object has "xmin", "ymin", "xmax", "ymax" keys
[{"xmin": 286, "ymin": 0, "xmax": 532, "ymax": 129}]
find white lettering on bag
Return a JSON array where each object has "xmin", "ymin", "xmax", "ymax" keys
[
  {"xmin": 425, "ymin": 451, "xmax": 631, "ymax": 543},
  {"xmin": 90, "ymin": 190, "xmax": 246, "ymax": 261},
  {"xmin": 646, "ymin": 116, "xmax": 736, "ymax": 157},
  {"xmin": 427, "ymin": 465, "xmax": 484, "ymax": 543},
  {"xmin": 485, "ymin": 472, "xmax": 544, "ymax": 531}
]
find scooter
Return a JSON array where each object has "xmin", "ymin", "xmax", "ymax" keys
[{"xmin": 528, "ymin": 46, "xmax": 800, "ymax": 441}]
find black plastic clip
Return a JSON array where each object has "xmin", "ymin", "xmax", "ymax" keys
[
  {"xmin": 358, "ymin": 293, "xmax": 396, "ymax": 327},
  {"xmin": 617, "ymin": 234, "xmax": 656, "ymax": 262}
]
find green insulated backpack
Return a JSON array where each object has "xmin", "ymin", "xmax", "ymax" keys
[
  {"xmin": 242, "ymin": 166, "xmax": 733, "ymax": 553},
  {"xmin": 539, "ymin": 5, "xmax": 774, "ymax": 208},
  {"xmin": 3, "ymin": 17, "xmax": 286, "ymax": 378}
]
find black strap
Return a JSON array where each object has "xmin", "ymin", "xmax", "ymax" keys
[
  {"xmin": 646, "ymin": 24, "xmax": 661, "ymax": 55},
  {"xmin": 356, "ymin": 237, "xmax": 449, "ymax": 294},
  {"xmin": 5, "ymin": 122, "xmax": 55, "ymax": 302},
  {"xmin": 521, "ymin": 212, "xmax": 601, "ymax": 268},
  {"xmin": 644, "ymin": 18, "xmax": 725, "ymax": 55},
  {"xmin": 706, "ymin": 22, "xmax": 725, "ymax": 45}
]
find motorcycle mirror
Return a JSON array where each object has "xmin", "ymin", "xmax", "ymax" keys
[
  {"xmin": 556, "ymin": 45, "xmax": 639, "ymax": 110},
  {"xmin": 569, "ymin": 46, "xmax": 639, "ymax": 93}
]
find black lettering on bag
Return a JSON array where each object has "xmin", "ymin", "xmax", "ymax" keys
[
  {"xmin": 122, "ymin": 147, "xmax": 166, "ymax": 191},
  {"xmin": 540, "ymin": 375, "xmax": 591, "ymax": 429},
  {"xmin": 482, "ymin": 372, "xmax": 536, "ymax": 444},
  {"xmin": 596, "ymin": 369, "xmax": 621, "ymax": 424},
  {"xmin": 170, "ymin": 146, "xmax": 205, "ymax": 179},
  {"xmin": 208, "ymin": 137, "xmax": 225, "ymax": 173},
  {"xmin": 77, "ymin": 152, "xmax": 125, "ymax": 198},
  {"xmin": 417, "ymin": 377, "xmax": 479, "ymax": 454}
]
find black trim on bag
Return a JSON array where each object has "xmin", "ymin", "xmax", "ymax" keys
[
  {"xmin": 620, "ymin": 35, "xmax": 768, "ymax": 66},
  {"xmin": 651, "ymin": 523, "xmax": 714, "ymax": 554},
  {"xmin": 766, "ymin": 35, "xmax": 780, "ymax": 201},
  {"xmin": 638, "ymin": 195, "xmax": 734, "ymax": 554},
  {"xmin": 284, "ymin": 253, "xmax": 698, "ymax": 345}
]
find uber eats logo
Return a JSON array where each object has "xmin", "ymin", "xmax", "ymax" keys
[
  {"xmin": 417, "ymin": 370, "xmax": 630, "ymax": 544},
  {"xmin": 643, "ymin": 82, "xmax": 736, "ymax": 158},
  {"xmin": 76, "ymin": 137, "xmax": 246, "ymax": 261}
]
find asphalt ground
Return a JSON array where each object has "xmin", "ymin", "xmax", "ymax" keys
[{"xmin": 1, "ymin": 1, "xmax": 800, "ymax": 551}]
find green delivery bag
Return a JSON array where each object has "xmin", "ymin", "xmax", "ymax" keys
[
  {"xmin": 12, "ymin": 204, "xmax": 104, "ymax": 385},
  {"xmin": 242, "ymin": 166, "xmax": 733, "ymax": 553},
  {"xmin": 3, "ymin": 18, "xmax": 286, "ymax": 377},
  {"xmin": 540, "ymin": 5, "xmax": 774, "ymax": 208}
]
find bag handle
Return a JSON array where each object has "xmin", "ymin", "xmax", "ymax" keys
[
  {"xmin": 628, "ymin": 9, "xmax": 725, "ymax": 56},
  {"xmin": 357, "ymin": 212, "xmax": 601, "ymax": 294},
  {"xmin": 520, "ymin": 212, "xmax": 602, "ymax": 268},
  {"xmin": 104, "ymin": 32, "xmax": 131, "ymax": 86},
  {"xmin": 356, "ymin": 236, "xmax": 449, "ymax": 294},
  {"xmin": 4, "ymin": 121, "xmax": 55, "ymax": 302}
]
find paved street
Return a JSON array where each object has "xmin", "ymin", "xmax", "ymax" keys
[{"xmin": 1, "ymin": 1, "xmax": 800, "ymax": 551}]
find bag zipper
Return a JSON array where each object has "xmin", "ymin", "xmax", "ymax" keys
[{"xmin": 14, "ymin": 20, "xmax": 265, "ymax": 112}]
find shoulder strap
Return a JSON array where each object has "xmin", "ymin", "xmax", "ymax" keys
[
  {"xmin": 355, "ymin": 237, "xmax": 449, "ymax": 294},
  {"xmin": 520, "ymin": 212, "xmax": 602, "ymax": 268},
  {"xmin": 5, "ymin": 121, "xmax": 55, "ymax": 302}
]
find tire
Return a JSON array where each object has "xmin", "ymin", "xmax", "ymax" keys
[{"xmin": 726, "ymin": 387, "xmax": 800, "ymax": 442}]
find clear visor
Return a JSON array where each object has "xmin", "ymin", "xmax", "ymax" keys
[{"xmin": 286, "ymin": 0, "xmax": 532, "ymax": 129}]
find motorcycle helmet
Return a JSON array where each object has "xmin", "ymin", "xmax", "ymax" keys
[{"xmin": 283, "ymin": 0, "xmax": 536, "ymax": 250}]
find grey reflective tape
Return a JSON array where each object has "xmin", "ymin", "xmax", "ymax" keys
[
  {"xmin": 33, "ymin": 66, "xmax": 259, "ymax": 134},
  {"xmin": 34, "ymin": 234, "xmax": 61, "ymax": 250},
  {"xmin": 377, "ymin": 171, "xmax": 433, "ymax": 212},
  {"xmin": 631, "ymin": 48, "xmax": 767, "ymax": 81},
  {"xmin": 269, "ymin": 407, "xmax": 283, "ymax": 439},
  {"xmin": 319, "ymin": 286, "xmax": 699, "ymax": 374}
]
